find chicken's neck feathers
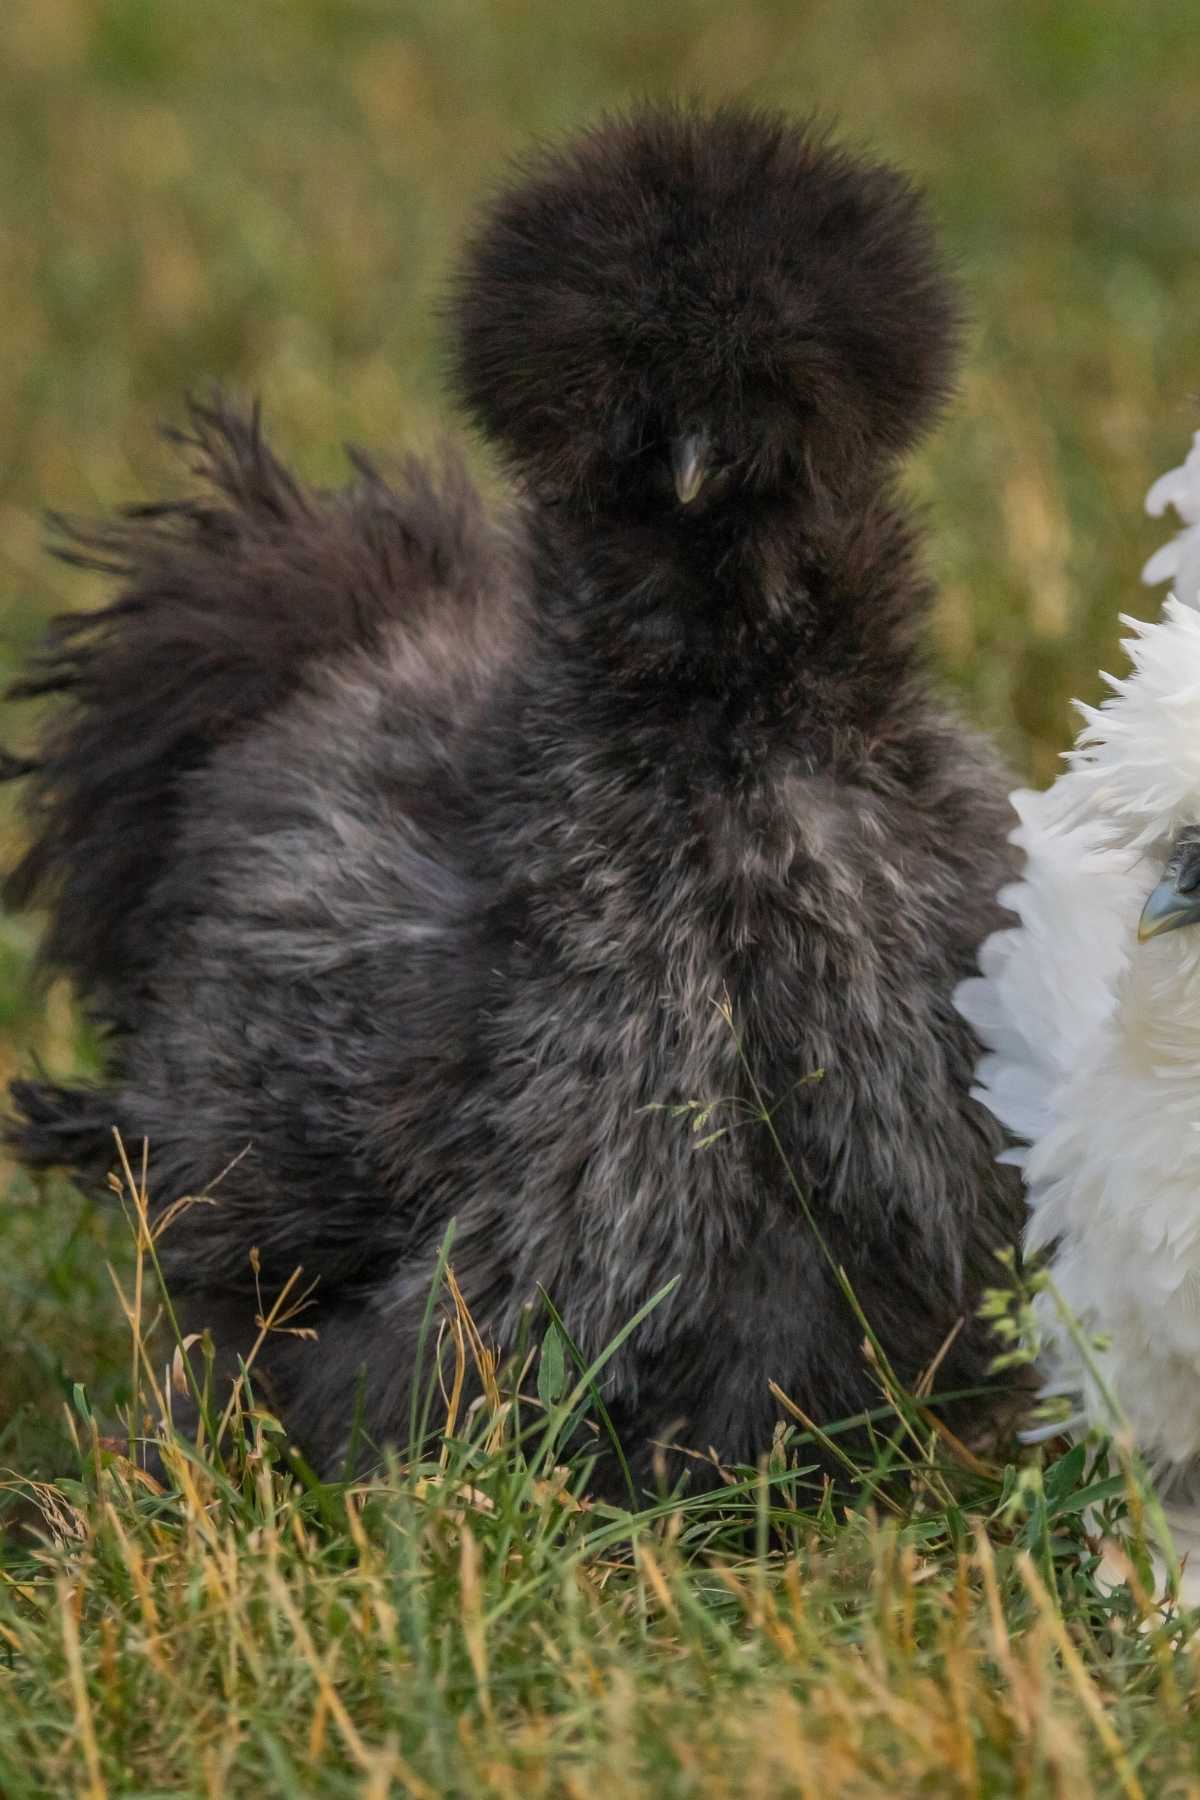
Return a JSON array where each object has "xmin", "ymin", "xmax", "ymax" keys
[{"xmin": 525, "ymin": 482, "xmax": 931, "ymax": 774}]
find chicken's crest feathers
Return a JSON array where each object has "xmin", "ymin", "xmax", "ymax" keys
[
  {"xmin": 450, "ymin": 103, "xmax": 962, "ymax": 509},
  {"xmin": 1065, "ymin": 598, "xmax": 1200, "ymax": 851},
  {"xmin": 1143, "ymin": 427, "xmax": 1200, "ymax": 599}
]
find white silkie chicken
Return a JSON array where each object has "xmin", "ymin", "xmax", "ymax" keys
[{"xmin": 958, "ymin": 429, "xmax": 1200, "ymax": 1589}]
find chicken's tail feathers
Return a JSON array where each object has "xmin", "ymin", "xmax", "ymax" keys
[{"xmin": 3, "ymin": 395, "xmax": 502, "ymax": 1016}]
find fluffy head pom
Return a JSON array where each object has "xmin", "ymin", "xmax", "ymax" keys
[
  {"xmin": 1068, "ymin": 601, "xmax": 1200, "ymax": 853},
  {"xmin": 449, "ymin": 104, "xmax": 963, "ymax": 511},
  {"xmin": 1052, "ymin": 432, "xmax": 1200, "ymax": 854},
  {"xmin": 1143, "ymin": 427, "xmax": 1200, "ymax": 595}
]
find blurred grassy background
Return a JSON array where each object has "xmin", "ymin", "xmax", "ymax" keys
[{"xmin": 1, "ymin": 0, "xmax": 1199, "ymax": 1463}]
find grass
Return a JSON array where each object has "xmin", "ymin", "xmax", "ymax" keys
[
  {"xmin": 4, "ymin": 1165, "xmax": 1199, "ymax": 1798},
  {"xmin": 5, "ymin": 0, "xmax": 1200, "ymax": 1791}
]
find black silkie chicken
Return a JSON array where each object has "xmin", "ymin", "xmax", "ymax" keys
[{"xmin": 4, "ymin": 107, "xmax": 1021, "ymax": 1493}]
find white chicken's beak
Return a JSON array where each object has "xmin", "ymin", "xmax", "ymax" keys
[{"xmin": 1138, "ymin": 870, "xmax": 1200, "ymax": 942}]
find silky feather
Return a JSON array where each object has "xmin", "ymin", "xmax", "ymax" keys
[
  {"xmin": 5, "ymin": 106, "xmax": 1022, "ymax": 1492},
  {"xmin": 959, "ymin": 438, "xmax": 1200, "ymax": 1555}
]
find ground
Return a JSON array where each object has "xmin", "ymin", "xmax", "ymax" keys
[{"xmin": 3, "ymin": 2, "xmax": 1200, "ymax": 1792}]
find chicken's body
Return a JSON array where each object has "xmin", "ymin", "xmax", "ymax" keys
[
  {"xmin": 959, "ymin": 436, "xmax": 1200, "ymax": 1575},
  {"xmin": 5, "ymin": 108, "xmax": 1020, "ymax": 1491}
]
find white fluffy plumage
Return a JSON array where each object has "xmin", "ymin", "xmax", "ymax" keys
[{"xmin": 958, "ymin": 432, "xmax": 1200, "ymax": 1533}]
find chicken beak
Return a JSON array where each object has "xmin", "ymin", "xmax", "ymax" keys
[
  {"xmin": 1138, "ymin": 871, "xmax": 1200, "ymax": 942},
  {"xmin": 671, "ymin": 433, "xmax": 709, "ymax": 508}
]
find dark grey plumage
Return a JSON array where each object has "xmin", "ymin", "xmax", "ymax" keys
[{"xmin": 4, "ymin": 105, "xmax": 1021, "ymax": 1494}]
